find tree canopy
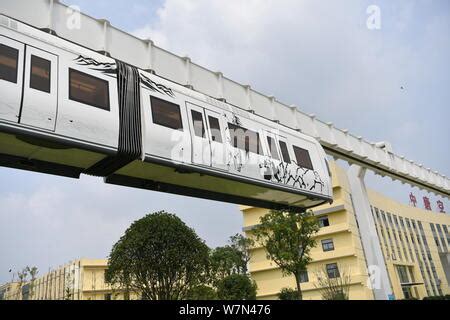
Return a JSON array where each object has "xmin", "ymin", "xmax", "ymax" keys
[
  {"xmin": 253, "ymin": 209, "xmax": 319, "ymax": 300},
  {"xmin": 278, "ymin": 287, "xmax": 300, "ymax": 300},
  {"xmin": 209, "ymin": 233, "xmax": 254, "ymax": 284},
  {"xmin": 105, "ymin": 211, "xmax": 210, "ymax": 300},
  {"xmin": 216, "ymin": 274, "xmax": 257, "ymax": 300}
]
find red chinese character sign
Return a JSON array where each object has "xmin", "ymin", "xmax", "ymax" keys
[
  {"xmin": 436, "ymin": 200, "xmax": 445, "ymax": 213},
  {"xmin": 423, "ymin": 197, "xmax": 432, "ymax": 211},
  {"xmin": 409, "ymin": 193, "xmax": 417, "ymax": 207}
]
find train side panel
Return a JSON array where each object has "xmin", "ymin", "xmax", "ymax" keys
[{"xmin": 0, "ymin": 15, "xmax": 332, "ymax": 209}]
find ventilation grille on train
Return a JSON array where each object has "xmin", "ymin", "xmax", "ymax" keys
[{"xmin": 0, "ymin": 15, "xmax": 18, "ymax": 30}]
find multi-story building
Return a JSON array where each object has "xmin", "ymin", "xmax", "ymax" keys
[
  {"xmin": 370, "ymin": 190, "xmax": 450, "ymax": 299},
  {"xmin": 242, "ymin": 162, "xmax": 450, "ymax": 300},
  {"xmin": 0, "ymin": 282, "xmax": 23, "ymax": 300},
  {"xmin": 1, "ymin": 259, "xmax": 138, "ymax": 300}
]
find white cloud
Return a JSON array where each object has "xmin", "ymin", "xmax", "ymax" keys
[{"xmin": 132, "ymin": 0, "xmax": 449, "ymax": 175}]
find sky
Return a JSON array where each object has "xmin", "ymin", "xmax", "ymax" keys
[{"xmin": 1, "ymin": 0, "xmax": 449, "ymax": 283}]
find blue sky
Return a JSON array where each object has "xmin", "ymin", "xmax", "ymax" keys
[{"xmin": 0, "ymin": 0, "xmax": 449, "ymax": 283}]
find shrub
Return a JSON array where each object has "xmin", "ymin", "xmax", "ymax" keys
[
  {"xmin": 216, "ymin": 274, "xmax": 257, "ymax": 300},
  {"xmin": 278, "ymin": 288, "xmax": 300, "ymax": 300}
]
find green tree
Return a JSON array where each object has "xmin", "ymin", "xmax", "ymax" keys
[
  {"xmin": 314, "ymin": 265, "xmax": 351, "ymax": 300},
  {"xmin": 210, "ymin": 246, "xmax": 242, "ymax": 282},
  {"xmin": 253, "ymin": 209, "xmax": 319, "ymax": 300},
  {"xmin": 105, "ymin": 211, "xmax": 210, "ymax": 300},
  {"xmin": 26, "ymin": 266, "xmax": 38, "ymax": 299},
  {"xmin": 278, "ymin": 287, "xmax": 300, "ymax": 300},
  {"xmin": 209, "ymin": 234, "xmax": 254, "ymax": 284},
  {"xmin": 15, "ymin": 268, "xmax": 28, "ymax": 300},
  {"xmin": 216, "ymin": 274, "xmax": 257, "ymax": 300},
  {"xmin": 229, "ymin": 233, "xmax": 254, "ymax": 274},
  {"xmin": 186, "ymin": 285, "xmax": 218, "ymax": 300}
]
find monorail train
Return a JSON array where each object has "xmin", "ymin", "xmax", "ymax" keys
[{"xmin": 0, "ymin": 15, "xmax": 332, "ymax": 210}]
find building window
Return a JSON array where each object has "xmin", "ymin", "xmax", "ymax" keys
[
  {"xmin": 393, "ymin": 215, "xmax": 399, "ymax": 227},
  {"xmin": 299, "ymin": 270, "xmax": 309, "ymax": 283},
  {"xmin": 435, "ymin": 224, "xmax": 447, "ymax": 251},
  {"xmin": 434, "ymin": 237, "xmax": 440, "ymax": 248},
  {"xmin": 321, "ymin": 239, "xmax": 335, "ymax": 252},
  {"xmin": 266, "ymin": 136, "xmax": 280, "ymax": 160},
  {"xmin": 30, "ymin": 55, "xmax": 51, "ymax": 93},
  {"xmin": 228, "ymin": 123, "xmax": 262, "ymax": 155},
  {"xmin": 396, "ymin": 266, "xmax": 409, "ymax": 284},
  {"xmin": 374, "ymin": 207, "xmax": 380, "ymax": 219},
  {"xmin": 318, "ymin": 216, "xmax": 330, "ymax": 228},
  {"xmin": 191, "ymin": 110, "xmax": 205, "ymax": 138},
  {"xmin": 405, "ymin": 219, "xmax": 411, "ymax": 229},
  {"xmin": 442, "ymin": 225, "xmax": 450, "ymax": 245},
  {"xmin": 278, "ymin": 141, "xmax": 291, "ymax": 163},
  {"xmin": 326, "ymin": 263, "xmax": 340, "ymax": 278},
  {"xmin": 69, "ymin": 69, "xmax": 110, "ymax": 110},
  {"xmin": 293, "ymin": 146, "xmax": 313, "ymax": 170},
  {"xmin": 150, "ymin": 96, "xmax": 183, "ymax": 130},
  {"xmin": 104, "ymin": 293, "xmax": 112, "ymax": 300},
  {"xmin": 418, "ymin": 221, "xmax": 424, "ymax": 232},
  {"xmin": 208, "ymin": 116, "xmax": 222, "ymax": 143},
  {"xmin": 402, "ymin": 287, "xmax": 412, "ymax": 299},
  {"xmin": 0, "ymin": 44, "xmax": 19, "ymax": 83}
]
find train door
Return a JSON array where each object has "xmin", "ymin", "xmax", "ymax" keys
[
  {"xmin": 20, "ymin": 46, "xmax": 58, "ymax": 131},
  {"xmin": 204, "ymin": 109, "xmax": 228, "ymax": 171},
  {"xmin": 0, "ymin": 35, "xmax": 24, "ymax": 123},
  {"xmin": 225, "ymin": 114, "xmax": 266, "ymax": 180},
  {"xmin": 186, "ymin": 102, "xmax": 211, "ymax": 166},
  {"xmin": 262, "ymin": 130, "xmax": 283, "ymax": 181}
]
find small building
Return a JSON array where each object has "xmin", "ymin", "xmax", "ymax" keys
[
  {"xmin": 1, "ymin": 259, "xmax": 138, "ymax": 300},
  {"xmin": 0, "ymin": 282, "xmax": 23, "ymax": 300}
]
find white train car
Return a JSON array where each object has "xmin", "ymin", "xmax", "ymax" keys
[{"xmin": 0, "ymin": 14, "xmax": 332, "ymax": 210}]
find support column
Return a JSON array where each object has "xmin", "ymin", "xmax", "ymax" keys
[{"xmin": 347, "ymin": 164, "xmax": 394, "ymax": 300}]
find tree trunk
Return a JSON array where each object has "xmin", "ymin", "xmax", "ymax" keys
[{"xmin": 295, "ymin": 273, "xmax": 303, "ymax": 300}]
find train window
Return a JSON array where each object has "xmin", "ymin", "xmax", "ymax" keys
[
  {"xmin": 30, "ymin": 55, "xmax": 51, "ymax": 93},
  {"xmin": 279, "ymin": 141, "xmax": 291, "ymax": 163},
  {"xmin": 266, "ymin": 136, "xmax": 280, "ymax": 160},
  {"xmin": 191, "ymin": 110, "xmax": 205, "ymax": 138},
  {"xmin": 293, "ymin": 145, "xmax": 314, "ymax": 170},
  {"xmin": 0, "ymin": 44, "xmax": 19, "ymax": 83},
  {"xmin": 150, "ymin": 96, "xmax": 183, "ymax": 130},
  {"xmin": 208, "ymin": 116, "xmax": 222, "ymax": 143},
  {"xmin": 228, "ymin": 123, "xmax": 262, "ymax": 155},
  {"xmin": 69, "ymin": 69, "xmax": 110, "ymax": 111}
]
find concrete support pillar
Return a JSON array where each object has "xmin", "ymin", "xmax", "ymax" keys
[{"xmin": 347, "ymin": 164, "xmax": 394, "ymax": 300}]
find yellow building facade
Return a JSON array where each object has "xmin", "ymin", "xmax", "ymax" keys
[
  {"xmin": 1, "ymin": 259, "xmax": 138, "ymax": 300},
  {"xmin": 370, "ymin": 190, "xmax": 450, "ymax": 299},
  {"xmin": 242, "ymin": 162, "xmax": 450, "ymax": 300}
]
